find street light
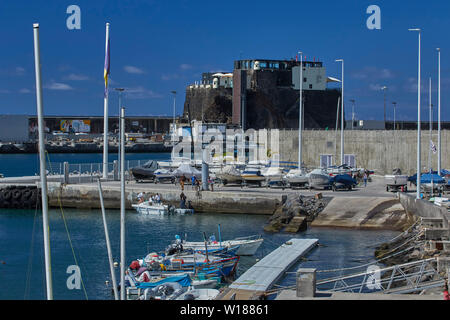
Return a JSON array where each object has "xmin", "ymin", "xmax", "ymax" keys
[
  {"xmin": 392, "ymin": 102, "xmax": 397, "ymax": 131},
  {"xmin": 171, "ymin": 90, "xmax": 177, "ymax": 143},
  {"xmin": 437, "ymin": 48, "xmax": 441, "ymax": 176},
  {"xmin": 114, "ymin": 88, "xmax": 125, "ymax": 175},
  {"xmin": 409, "ymin": 28, "xmax": 421, "ymax": 199},
  {"xmin": 298, "ymin": 51, "xmax": 303, "ymax": 168},
  {"xmin": 349, "ymin": 99, "xmax": 356, "ymax": 130},
  {"xmin": 381, "ymin": 86, "xmax": 387, "ymax": 129},
  {"xmin": 336, "ymin": 59, "xmax": 344, "ymax": 165}
]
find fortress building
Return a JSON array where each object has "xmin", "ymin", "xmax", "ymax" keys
[{"xmin": 183, "ymin": 58, "xmax": 342, "ymax": 130}]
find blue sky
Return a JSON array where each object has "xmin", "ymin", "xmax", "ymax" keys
[{"xmin": 0, "ymin": 0, "xmax": 449, "ymax": 121}]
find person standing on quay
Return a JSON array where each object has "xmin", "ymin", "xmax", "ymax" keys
[
  {"xmin": 363, "ymin": 172, "xmax": 368, "ymax": 188},
  {"xmin": 180, "ymin": 176, "xmax": 185, "ymax": 191}
]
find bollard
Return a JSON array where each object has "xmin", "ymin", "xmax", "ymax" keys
[
  {"xmin": 296, "ymin": 268, "xmax": 316, "ymax": 298},
  {"xmin": 63, "ymin": 162, "xmax": 69, "ymax": 184},
  {"xmin": 113, "ymin": 160, "xmax": 119, "ymax": 181}
]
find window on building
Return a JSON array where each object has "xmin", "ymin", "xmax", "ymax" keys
[
  {"xmin": 320, "ymin": 155, "xmax": 334, "ymax": 168},
  {"xmin": 303, "ymin": 78, "xmax": 307, "ymax": 82},
  {"xmin": 309, "ymin": 84, "xmax": 313, "ymax": 89},
  {"xmin": 344, "ymin": 154, "xmax": 356, "ymax": 168}
]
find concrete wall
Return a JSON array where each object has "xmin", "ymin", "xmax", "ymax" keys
[
  {"xmin": 0, "ymin": 115, "xmax": 29, "ymax": 142},
  {"xmin": 269, "ymin": 129, "xmax": 450, "ymax": 175}
]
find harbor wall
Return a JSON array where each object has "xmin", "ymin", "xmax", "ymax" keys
[
  {"xmin": 398, "ymin": 193, "xmax": 450, "ymax": 235},
  {"xmin": 269, "ymin": 129, "xmax": 450, "ymax": 175},
  {"xmin": 46, "ymin": 182, "xmax": 282, "ymax": 215}
]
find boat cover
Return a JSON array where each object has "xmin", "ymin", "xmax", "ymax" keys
[
  {"xmin": 136, "ymin": 274, "xmax": 192, "ymax": 289},
  {"xmin": 172, "ymin": 163, "xmax": 202, "ymax": 179},
  {"xmin": 420, "ymin": 173, "xmax": 446, "ymax": 184},
  {"xmin": 331, "ymin": 174, "xmax": 357, "ymax": 186}
]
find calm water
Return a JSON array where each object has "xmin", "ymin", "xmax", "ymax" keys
[
  {"xmin": 0, "ymin": 152, "xmax": 171, "ymax": 177},
  {"xmin": 0, "ymin": 152, "xmax": 399, "ymax": 300},
  {"xmin": 0, "ymin": 208, "xmax": 398, "ymax": 300}
]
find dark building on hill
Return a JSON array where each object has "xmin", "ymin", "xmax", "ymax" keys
[{"xmin": 183, "ymin": 58, "xmax": 342, "ymax": 130}]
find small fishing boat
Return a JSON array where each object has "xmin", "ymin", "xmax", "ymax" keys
[
  {"xmin": 241, "ymin": 168, "xmax": 265, "ymax": 186},
  {"xmin": 284, "ymin": 169, "xmax": 309, "ymax": 188},
  {"xmin": 176, "ymin": 288, "xmax": 220, "ymax": 300},
  {"xmin": 216, "ymin": 165, "xmax": 243, "ymax": 185},
  {"xmin": 130, "ymin": 160, "xmax": 159, "ymax": 182},
  {"xmin": 420, "ymin": 173, "xmax": 446, "ymax": 193},
  {"xmin": 308, "ymin": 168, "xmax": 332, "ymax": 190},
  {"xmin": 182, "ymin": 235, "xmax": 263, "ymax": 256},
  {"xmin": 262, "ymin": 167, "xmax": 285, "ymax": 182},
  {"xmin": 132, "ymin": 201, "xmax": 169, "ymax": 215},
  {"xmin": 170, "ymin": 207, "xmax": 195, "ymax": 215},
  {"xmin": 330, "ymin": 174, "xmax": 357, "ymax": 191},
  {"xmin": 154, "ymin": 168, "xmax": 175, "ymax": 183}
]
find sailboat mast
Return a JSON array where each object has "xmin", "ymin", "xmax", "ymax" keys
[
  {"xmin": 33, "ymin": 23, "xmax": 53, "ymax": 300},
  {"xmin": 120, "ymin": 107, "xmax": 126, "ymax": 300}
]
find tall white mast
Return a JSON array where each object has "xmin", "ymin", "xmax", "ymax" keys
[
  {"xmin": 102, "ymin": 23, "xmax": 110, "ymax": 179},
  {"xmin": 33, "ymin": 23, "xmax": 53, "ymax": 300},
  {"xmin": 120, "ymin": 107, "xmax": 126, "ymax": 300}
]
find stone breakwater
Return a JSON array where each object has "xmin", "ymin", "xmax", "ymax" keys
[{"xmin": 264, "ymin": 194, "xmax": 330, "ymax": 233}]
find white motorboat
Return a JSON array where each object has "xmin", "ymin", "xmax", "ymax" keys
[
  {"xmin": 216, "ymin": 165, "xmax": 243, "ymax": 185},
  {"xmin": 284, "ymin": 169, "xmax": 309, "ymax": 187},
  {"xmin": 308, "ymin": 168, "xmax": 332, "ymax": 190},
  {"xmin": 262, "ymin": 167, "xmax": 284, "ymax": 182},
  {"xmin": 241, "ymin": 167, "xmax": 265, "ymax": 186},
  {"xmin": 182, "ymin": 235, "xmax": 263, "ymax": 256},
  {"xmin": 132, "ymin": 201, "xmax": 169, "ymax": 215},
  {"xmin": 154, "ymin": 168, "xmax": 175, "ymax": 183},
  {"xmin": 176, "ymin": 288, "xmax": 220, "ymax": 300}
]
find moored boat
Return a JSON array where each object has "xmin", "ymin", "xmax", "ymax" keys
[{"xmin": 132, "ymin": 201, "xmax": 169, "ymax": 215}]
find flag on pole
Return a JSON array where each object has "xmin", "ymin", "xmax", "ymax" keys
[
  {"xmin": 430, "ymin": 140, "xmax": 437, "ymax": 154},
  {"xmin": 104, "ymin": 33, "xmax": 110, "ymax": 98}
]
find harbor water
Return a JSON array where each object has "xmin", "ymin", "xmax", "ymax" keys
[
  {"xmin": 0, "ymin": 207, "xmax": 398, "ymax": 300},
  {"xmin": 0, "ymin": 152, "xmax": 399, "ymax": 299}
]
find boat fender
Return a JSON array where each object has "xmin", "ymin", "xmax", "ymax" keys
[{"xmin": 160, "ymin": 264, "xmax": 166, "ymax": 271}]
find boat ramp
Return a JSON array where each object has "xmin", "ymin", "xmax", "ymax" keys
[{"xmin": 217, "ymin": 238, "xmax": 318, "ymax": 300}]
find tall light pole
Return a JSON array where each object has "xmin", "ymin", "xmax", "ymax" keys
[
  {"xmin": 350, "ymin": 99, "xmax": 356, "ymax": 130},
  {"xmin": 392, "ymin": 102, "xmax": 397, "ymax": 131},
  {"xmin": 171, "ymin": 90, "xmax": 177, "ymax": 143},
  {"xmin": 336, "ymin": 59, "xmax": 345, "ymax": 165},
  {"xmin": 103, "ymin": 22, "xmax": 110, "ymax": 179},
  {"xmin": 298, "ymin": 51, "xmax": 303, "ymax": 168},
  {"xmin": 115, "ymin": 88, "xmax": 125, "ymax": 174},
  {"xmin": 429, "ymin": 77, "xmax": 433, "ymax": 173},
  {"xmin": 437, "ymin": 48, "xmax": 441, "ymax": 175},
  {"xmin": 381, "ymin": 86, "xmax": 388, "ymax": 129},
  {"xmin": 409, "ymin": 28, "xmax": 421, "ymax": 199}
]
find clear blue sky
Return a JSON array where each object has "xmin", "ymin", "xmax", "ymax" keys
[{"xmin": 0, "ymin": 0, "xmax": 449, "ymax": 121}]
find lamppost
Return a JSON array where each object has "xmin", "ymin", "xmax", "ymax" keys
[
  {"xmin": 392, "ymin": 102, "xmax": 397, "ymax": 131},
  {"xmin": 298, "ymin": 51, "xmax": 303, "ymax": 168},
  {"xmin": 381, "ymin": 86, "xmax": 388, "ymax": 129},
  {"xmin": 437, "ymin": 48, "xmax": 441, "ymax": 176},
  {"xmin": 350, "ymin": 99, "xmax": 356, "ymax": 130},
  {"xmin": 171, "ymin": 90, "xmax": 177, "ymax": 143},
  {"xmin": 114, "ymin": 88, "xmax": 125, "ymax": 176},
  {"xmin": 336, "ymin": 59, "xmax": 344, "ymax": 165},
  {"xmin": 409, "ymin": 28, "xmax": 421, "ymax": 199}
]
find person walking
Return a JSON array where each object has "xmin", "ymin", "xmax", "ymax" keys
[
  {"xmin": 208, "ymin": 176, "xmax": 214, "ymax": 192},
  {"xmin": 180, "ymin": 176, "xmax": 185, "ymax": 191},
  {"xmin": 191, "ymin": 175, "xmax": 196, "ymax": 189},
  {"xmin": 444, "ymin": 281, "xmax": 450, "ymax": 301},
  {"xmin": 363, "ymin": 172, "xmax": 368, "ymax": 188}
]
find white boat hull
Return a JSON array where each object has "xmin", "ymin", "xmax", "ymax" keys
[
  {"xmin": 132, "ymin": 203, "xmax": 169, "ymax": 215},
  {"xmin": 183, "ymin": 238, "xmax": 263, "ymax": 256}
]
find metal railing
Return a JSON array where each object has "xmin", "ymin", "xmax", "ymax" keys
[{"xmin": 315, "ymin": 258, "xmax": 444, "ymax": 294}]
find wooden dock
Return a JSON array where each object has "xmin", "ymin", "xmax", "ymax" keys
[{"xmin": 217, "ymin": 238, "xmax": 318, "ymax": 300}]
